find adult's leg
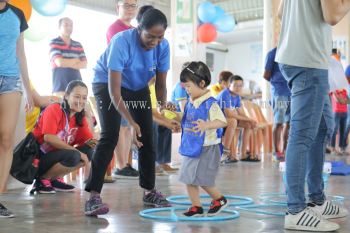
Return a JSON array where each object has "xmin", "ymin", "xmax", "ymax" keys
[
  {"xmin": 77, "ymin": 145, "xmax": 94, "ymax": 181},
  {"xmin": 115, "ymin": 126, "xmax": 128, "ymax": 169},
  {"xmin": 282, "ymin": 123, "xmax": 290, "ymax": 152},
  {"xmin": 38, "ymin": 149, "xmax": 84, "ymax": 179},
  {"xmin": 339, "ymin": 113, "xmax": 348, "ymax": 150},
  {"xmin": 85, "ymin": 84, "xmax": 121, "ymax": 194},
  {"xmin": 330, "ymin": 113, "xmax": 340, "ymax": 149},
  {"xmin": 307, "ymin": 92, "xmax": 333, "ymax": 205},
  {"xmin": 281, "ymin": 65, "xmax": 328, "ymax": 214},
  {"xmin": 273, "ymin": 123, "xmax": 284, "ymax": 152},
  {"xmin": 157, "ymin": 125, "xmax": 172, "ymax": 165},
  {"xmin": 122, "ymin": 87, "xmax": 155, "ymax": 190},
  {"xmin": 0, "ymin": 92, "xmax": 22, "ymax": 193}
]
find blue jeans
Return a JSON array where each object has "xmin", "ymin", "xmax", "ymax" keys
[
  {"xmin": 279, "ymin": 64, "xmax": 334, "ymax": 214},
  {"xmin": 0, "ymin": 75, "xmax": 22, "ymax": 94},
  {"xmin": 331, "ymin": 112, "xmax": 347, "ymax": 148}
]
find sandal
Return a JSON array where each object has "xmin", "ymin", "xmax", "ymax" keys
[{"xmin": 241, "ymin": 155, "xmax": 260, "ymax": 162}]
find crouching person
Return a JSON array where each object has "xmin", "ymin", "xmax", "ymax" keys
[{"xmin": 31, "ymin": 81, "xmax": 95, "ymax": 194}]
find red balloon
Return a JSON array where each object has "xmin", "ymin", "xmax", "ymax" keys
[{"xmin": 197, "ymin": 23, "xmax": 217, "ymax": 43}]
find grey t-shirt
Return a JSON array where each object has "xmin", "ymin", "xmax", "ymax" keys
[{"xmin": 276, "ymin": 0, "xmax": 332, "ymax": 69}]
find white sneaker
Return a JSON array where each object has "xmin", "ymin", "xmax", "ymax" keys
[
  {"xmin": 284, "ymin": 207, "xmax": 339, "ymax": 232},
  {"xmin": 309, "ymin": 200, "xmax": 348, "ymax": 219}
]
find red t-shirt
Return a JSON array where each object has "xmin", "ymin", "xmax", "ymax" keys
[
  {"xmin": 330, "ymin": 89, "xmax": 348, "ymax": 113},
  {"xmin": 106, "ymin": 19, "xmax": 133, "ymax": 44},
  {"xmin": 33, "ymin": 103, "xmax": 93, "ymax": 149}
]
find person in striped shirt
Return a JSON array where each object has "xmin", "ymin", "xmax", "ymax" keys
[{"xmin": 49, "ymin": 17, "xmax": 87, "ymax": 96}]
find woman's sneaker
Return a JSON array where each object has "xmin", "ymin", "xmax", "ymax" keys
[
  {"xmin": 84, "ymin": 196, "xmax": 109, "ymax": 216},
  {"xmin": 207, "ymin": 196, "xmax": 228, "ymax": 216},
  {"xmin": 51, "ymin": 178, "xmax": 75, "ymax": 192},
  {"xmin": 31, "ymin": 178, "xmax": 56, "ymax": 194},
  {"xmin": 284, "ymin": 207, "xmax": 340, "ymax": 232},
  {"xmin": 308, "ymin": 201, "xmax": 348, "ymax": 219},
  {"xmin": 143, "ymin": 190, "xmax": 172, "ymax": 207},
  {"xmin": 183, "ymin": 206, "xmax": 204, "ymax": 217},
  {"xmin": 0, "ymin": 203, "xmax": 14, "ymax": 218}
]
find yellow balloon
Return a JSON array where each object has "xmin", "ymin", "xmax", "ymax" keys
[{"xmin": 9, "ymin": 0, "xmax": 32, "ymax": 22}]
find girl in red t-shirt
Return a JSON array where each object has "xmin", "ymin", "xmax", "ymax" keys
[{"xmin": 32, "ymin": 81, "xmax": 95, "ymax": 194}]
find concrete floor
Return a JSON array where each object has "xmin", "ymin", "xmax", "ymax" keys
[{"xmin": 1, "ymin": 150, "xmax": 350, "ymax": 233}]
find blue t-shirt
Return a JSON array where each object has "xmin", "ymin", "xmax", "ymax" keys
[
  {"xmin": 345, "ymin": 65, "xmax": 350, "ymax": 78},
  {"xmin": 265, "ymin": 48, "xmax": 291, "ymax": 96},
  {"xmin": 171, "ymin": 82, "xmax": 189, "ymax": 112},
  {"xmin": 0, "ymin": 3, "xmax": 28, "ymax": 77},
  {"xmin": 92, "ymin": 28, "xmax": 170, "ymax": 91},
  {"xmin": 216, "ymin": 88, "xmax": 241, "ymax": 112}
]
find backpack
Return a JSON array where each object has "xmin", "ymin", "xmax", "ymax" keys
[{"xmin": 10, "ymin": 132, "xmax": 41, "ymax": 184}]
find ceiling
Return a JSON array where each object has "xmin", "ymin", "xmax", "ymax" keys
[
  {"xmin": 68, "ymin": 0, "xmax": 170, "ymax": 19},
  {"xmin": 68, "ymin": 0, "xmax": 264, "ymax": 44},
  {"xmin": 68, "ymin": 0, "xmax": 264, "ymax": 23}
]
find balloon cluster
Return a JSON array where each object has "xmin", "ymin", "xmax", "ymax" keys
[
  {"xmin": 9, "ymin": 0, "xmax": 68, "ymax": 41},
  {"xmin": 197, "ymin": 1, "xmax": 236, "ymax": 43}
]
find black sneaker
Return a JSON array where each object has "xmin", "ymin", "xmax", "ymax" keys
[
  {"xmin": 207, "ymin": 196, "xmax": 228, "ymax": 216},
  {"xmin": 143, "ymin": 190, "xmax": 172, "ymax": 207},
  {"xmin": 126, "ymin": 164, "xmax": 139, "ymax": 176},
  {"xmin": 0, "ymin": 203, "xmax": 14, "ymax": 218},
  {"xmin": 84, "ymin": 196, "xmax": 109, "ymax": 216},
  {"xmin": 31, "ymin": 178, "xmax": 56, "ymax": 194},
  {"xmin": 183, "ymin": 206, "xmax": 204, "ymax": 217},
  {"xmin": 112, "ymin": 165, "xmax": 139, "ymax": 179},
  {"xmin": 51, "ymin": 178, "xmax": 75, "ymax": 192}
]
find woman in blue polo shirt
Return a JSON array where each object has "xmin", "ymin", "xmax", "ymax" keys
[
  {"xmin": 0, "ymin": 0, "xmax": 33, "ymax": 218},
  {"xmin": 84, "ymin": 8, "xmax": 171, "ymax": 216}
]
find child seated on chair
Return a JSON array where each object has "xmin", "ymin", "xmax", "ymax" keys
[
  {"xmin": 217, "ymin": 75, "xmax": 259, "ymax": 162},
  {"xmin": 173, "ymin": 61, "xmax": 228, "ymax": 217}
]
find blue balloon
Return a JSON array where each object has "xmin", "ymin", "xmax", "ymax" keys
[
  {"xmin": 214, "ymin": 6, "xmax": 225, "ymax": 21},
  {"xmin": 31, "ymin": 0, "xmax": 67, "ymax": 17},
  {"xmin": 197, "ymin": 1, "xmax": 217, "ymax": 23},
  {"xmin": 214, "ymin": 14, "xmax": 236, "ymax": 33}
]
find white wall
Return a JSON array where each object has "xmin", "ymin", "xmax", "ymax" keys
[
  {"xmin": 225, "ymin": 41, "xmax": 263, "ymax": 87},
  {"xmin": 204, "ymin": 40, "xmax": 264, "ymax": 90},
  {"xmin": 205, "ymin": 48, "xmax": 227, "ymax": 84},
  {"xmin": 25, "ymin": 6, "xmax": 117, "ymax": 95}
]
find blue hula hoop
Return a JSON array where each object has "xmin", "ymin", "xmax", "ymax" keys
[
  {"xmin": 259, "ymin": 193, "xmax": 345, "ymax": 205},
  {"xmin": 237, "ymin": 203, "xmax": 287, "ymax": 216},
  {"xmin": 166, "ymin": 194, "xmax": 254, "ymax": 206},
  {"xmin": 139, "ymin": 207, "xmax": 240, "ymax": 222}
]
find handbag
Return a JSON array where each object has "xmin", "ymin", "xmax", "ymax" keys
[{"xmin": 10, "ymin": 132, "xmax": 41, "ymax": 184}]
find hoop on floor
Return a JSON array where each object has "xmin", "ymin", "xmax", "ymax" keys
[
  {"xmin": 139, "ymin": 207, "xmax": 240, "ymax": 222},
  {"xmin": 166, "ymin": 194, "xmax": 254, "ymax": 206},
  {"xmin": 259, "ymin": 193, "xmax": 345, "ymax": 205},
  {"xmin": 236, "ymin": 203, "xmax": 287, "ymax": 216},
  {"xmin": 259, "ymin": 193, "xmax": 287, "ymax": 205}
]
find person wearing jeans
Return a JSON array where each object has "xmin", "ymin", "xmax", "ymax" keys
[{"xmin": 277, "ymin": 0, "xmax": 350, "ymax": 231}]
